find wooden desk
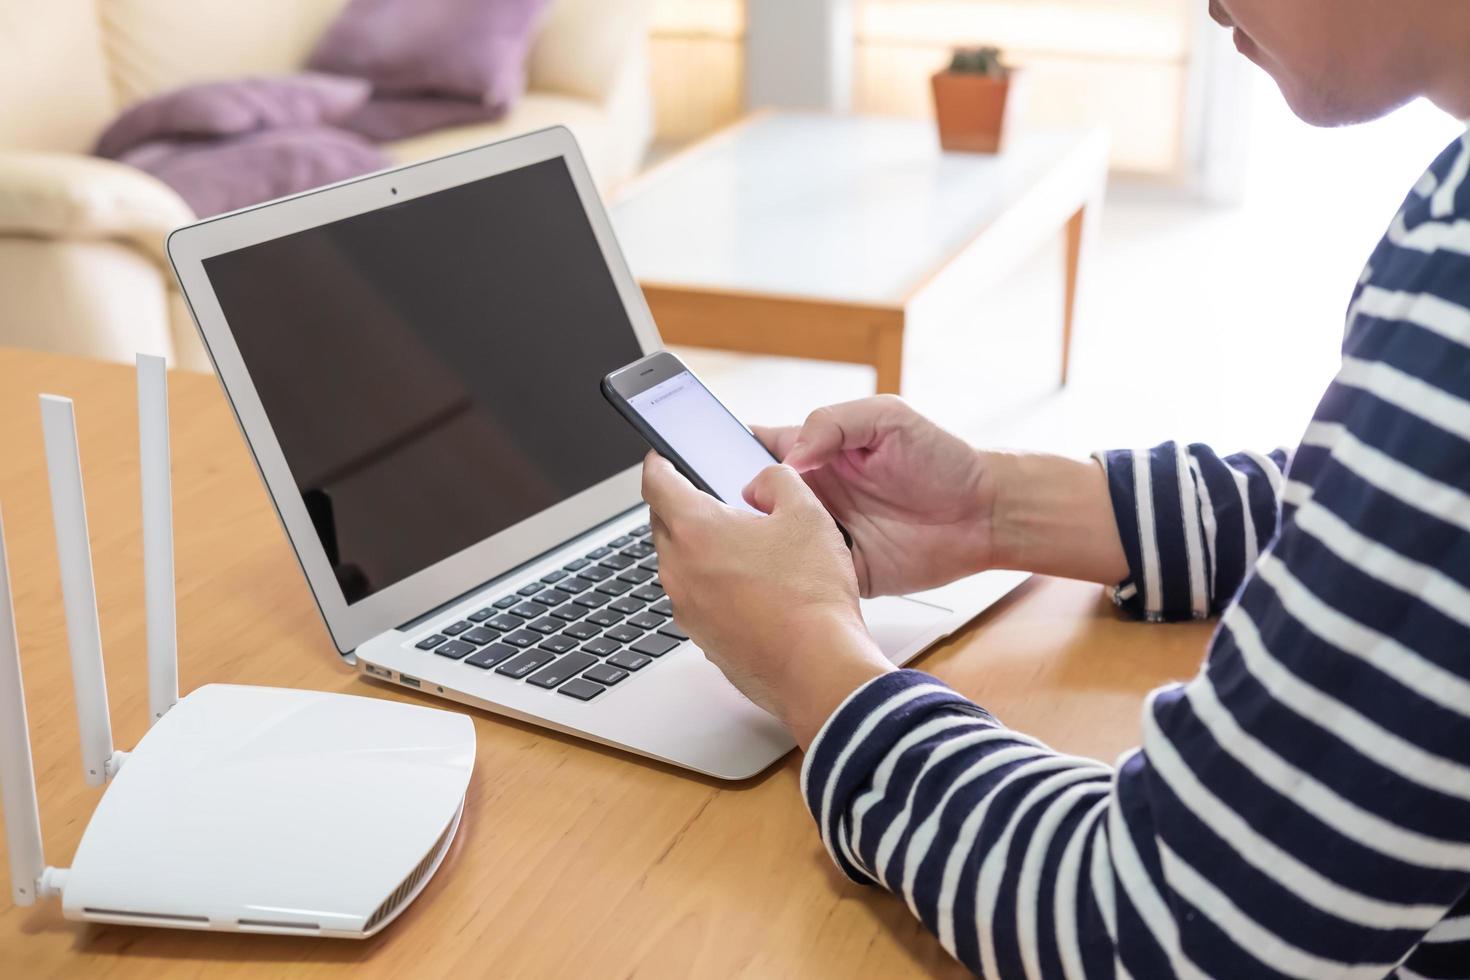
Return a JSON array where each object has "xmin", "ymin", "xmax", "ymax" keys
[
  {"xmin": 611, "ymin": 114, "xmax": 1109, "ymax": 393},
  {"xmin": 0, "ymin": 349, "xmax": 1211, "ymax": 977}
]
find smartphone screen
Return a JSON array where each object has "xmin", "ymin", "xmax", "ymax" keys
[{"xmin": 625, "ymin": 370, "xmax": 777, "ymax": 513}]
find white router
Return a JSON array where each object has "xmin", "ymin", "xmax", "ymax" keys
[{"xmin": 0, "ymin": 355, "xmax": 476, "ymax": 938}]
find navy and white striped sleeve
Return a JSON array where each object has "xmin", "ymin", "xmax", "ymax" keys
[
  {"xmin": 1091, "ymin": 443, "xmax": 1291, "ymax": 622},
  {"xmin": 799, "ymin": 132, "xmax": 1470, "ymax": 978}
]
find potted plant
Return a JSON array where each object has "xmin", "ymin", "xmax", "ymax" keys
[{"xmin": 931, "ymin": 46, "xmax": 1019, "ymax": 154}]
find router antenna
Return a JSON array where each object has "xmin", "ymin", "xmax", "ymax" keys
[
  {"xmin": 137, "ymin": 355, "xmax": 178, "ymax": 723},
  {"xmin": 0, "ymin": 507, "xmax": 46, "ymax": 905},
  {"xmin": 40, "ymin": 395, "xmax": 121, "ymax": 786}
]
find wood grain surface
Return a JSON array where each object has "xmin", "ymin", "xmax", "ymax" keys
[{"xmin": 0, "ymin": 349, "xmax": 1212, "ymax": 978}]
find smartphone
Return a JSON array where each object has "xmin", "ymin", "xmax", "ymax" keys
[{"xmin": 602, "ymin": 351, "xmax": 779, "ymax": 513}]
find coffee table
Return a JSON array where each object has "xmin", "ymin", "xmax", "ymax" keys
[{"xmin": 610, "ymin": 113, "xmax": 1108, "ymax": 393}]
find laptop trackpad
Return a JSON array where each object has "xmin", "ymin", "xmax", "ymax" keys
[{"xmin": 860, "ymin": 595, "xmax": 951, "ymax": 664}]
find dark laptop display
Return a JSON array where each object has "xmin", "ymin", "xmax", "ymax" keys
[{"xmin": 203, "ymin": 158, "xmax": 646, "ymax": 602}]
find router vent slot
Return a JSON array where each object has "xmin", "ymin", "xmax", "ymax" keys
[
  {"xmin": 84, "ymin": 908, "xmax": 209, "ymax": 925},
  {"xmin": 238, "ymin": 918, "xmax": 321, "ymax": 931},
  {"xmin": 363, "ymin": 817, "xmax": 455, "ymax": 933}
]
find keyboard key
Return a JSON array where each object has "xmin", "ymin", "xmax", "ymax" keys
[
  {"xmin": 622, "ymin": 541, "xmax": 654, "ymax": 559},
  {"xmin": 518, "ymin": 583, "xmax": 546, "ymax": 597},
  {"xmin": 573, "ymin": 592, "xmax": 610, "ymax": 609},
  {"xmin": 576, "ymin": 564, "xmax": 613, "ymax": 582},
  {"xmin": 493, "ymin": 595, "xmax": 520, "ymax": 609},
  {"xmin": 563, "ymin": 557, "xmax": 591, "ymax": 572},
  {"xmin": 468, "ymin": 608, "xmax": 495, "ymax": 622},
  {"xmin": 604, "ymin": 624, "xmax": 644, "ymax": 644},
  {"xmin": 538, "ymin": 588, "xmax": 574, "ymax": 607},
  {"xmin": 607, "ymin": 649, "xmax": 652, "ymax": 671},
  {"xmin": 442, "ymin": 621, "xmax": 472, "ymax": 636},
  {"xmin": 586, "ymin": 609, "xmax": 624, "ymax": 628},
  {"xmin": 659, "ymin": 622, "xmax": 690, "ymax": 642},
  {"xmin": 632, "ymin": 523, "xmax": 652, "ymax": 537},
  {"xmin": 511, "ymin": 601, "xmax": 550, "ymax": 619},
  {"xmin": 540, "ymin": 569, "xmax": 569, "ymax": 584},
  {"xmin": 496, "ymin": 650, "xmax": 555, "ymax": 678},
  {"xmin": 617, "ymin": 567, "xmax": 656, "ymax": 585},
  {"xmin": 550, "ymin": 602, "xmax": 586, "ymax": 622},
  {"xmin": 463, "ymin": 627, "xmax": 503, "ymax": 645},
  {"xmin": 435, "ymin": 639, "xmax": 476, "ymax": 660},
  {"xmin": 538, "ymin": 634, "xmax": 579, "ymax": 654},
  {"xmin": 416, "ymin": 634, "xmax": 447, "ymax": 650},
  {"xmin": 558, "ymin": 678, "xmax": 606, "ymax": 701},
  {"xmin": 562, "ymin": 621, "xmax": 601, "ymax": 640},
  {"xmin": 465, "ymin": 643, "xmax": 518, "ymax": 670},
  {"xmin": 631, "ymin": 634, "xmax": 680, "ymax": 658},
  {"xmin": 600, "ymin": 553, "xmax": 635, "ymax": 570},
  {"xmin": 581, "ymin": 637, "xmax": 621, "ymax": 657},
  {"xmin": 608, "ymin": 535, "xmax": 635, "ymax": 548},
  {"xmin": 585, "ymin": 546, "xmax": 613, "ymax": 560},
  {"xmin": 502, "ymin": 629, "xmax": 541, "ymax": 648},
  {"xmin": 488, "ymin": 613, "xmax": 525, "ymax": 632},
  {"xmin": 596, "ymin": 578, "xmax": 634, "ymax": 597},
  {"xmin": 639, "ymin": 556, "xmax": 660, "ymax": 572},
  {"xmin": 558, "ymin": 575, "xmax": 595, "ymax": 594},
  {"xmin": 527, "ymin": 617, "xmax": 562, "ymax": 635},
  {"xmin": 609, "ymin": 596, "xmax": 645, "ymax": 615},
  {"xmin": 632, "ymin": 585, "xmax": 664, "ymax": 602},
  {"xmin": 628, "ymin": 613, "xmax": 666, "ymax": 632},
  {"xmin": 651, "ymin": 598, "xmax": 674, "ymax": 616},
  {"xmin": 583, "ymin": 663, "xmax": 628, "ymax": 686},
  {"xmin": 526, "ymin": 652, "xmax": 598, "ymax": 689}
]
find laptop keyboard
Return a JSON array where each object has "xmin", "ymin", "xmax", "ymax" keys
[{"xmin": 409, "ymin": 523, "xmax": 688, "ymax": 702}]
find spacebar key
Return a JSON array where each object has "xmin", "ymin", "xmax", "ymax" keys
[{"xmin": 526, "ymin": 652, "xmax": 599, "ymax": 689}]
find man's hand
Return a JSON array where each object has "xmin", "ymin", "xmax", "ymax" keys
[
  {"xmin": 756, "ymin": 396, "xmax": 1131, "ymax": 590},
  {"xmin": 642, "ymin": 453, "xmax": 894, "ymax": 748},
  {"xmin": 752, "ymin": 395, "xmax": 998, "ymax": 597}
]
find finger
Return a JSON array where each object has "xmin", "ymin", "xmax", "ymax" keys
[
  {"xmin": 640, "ymin": 452, "xmax": 704, "ymax": 525},
  {"xmin": 750, "ymin": 424, "xmax": 802, "ymax": 460},
  {"xmin": 742, "ymin": 463, "xmax": 820, "ymax": 515},
  {"xmin": 783, "ymin": 396, "xmax": 907, "ymax": 472}
]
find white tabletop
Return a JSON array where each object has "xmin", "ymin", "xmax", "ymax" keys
[{"xmin": 610, "ymin": 113, "xmax": 1106, "ymax": 306}]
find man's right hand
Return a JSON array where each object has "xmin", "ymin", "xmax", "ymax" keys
[
  {"xmin": 753, "ymin": 396, "xmax": 1132, "ymax": 595},
  {"xmin": 752, "ymin": 396, "xmax": 998, "ymax": 597}
]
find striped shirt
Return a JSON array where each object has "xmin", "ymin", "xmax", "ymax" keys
[{"xmin": 801, "ymin": 132, "xmax": 1470, "ymax": 978}]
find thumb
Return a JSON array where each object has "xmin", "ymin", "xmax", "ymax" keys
[{"xmin": 742, "ymin": 464, "xmax": 817, "ymax": 516}]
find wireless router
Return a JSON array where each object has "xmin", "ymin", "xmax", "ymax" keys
[{"xmin": 0, "ymin": 355, "xmax": 476, "ymax": 938}]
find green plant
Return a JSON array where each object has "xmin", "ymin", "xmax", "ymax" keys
[{"xmin": 947, "ymin": 46, "xmax": 1008, "ymax": 77}]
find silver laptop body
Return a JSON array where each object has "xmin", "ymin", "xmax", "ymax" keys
[{"xmin": 168, "ymin": 127, "xmax": 1027, "ymax": 780}]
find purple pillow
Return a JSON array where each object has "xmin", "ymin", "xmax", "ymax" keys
[
  {"xmin": 118, "ymin": 126, "xmax": 390, "ymax": 218},
  {"xmin": 94, "ymin": 74, "xmax": 371, "ymax": 160},
  {"xmin": 307, "ymin": 0, "xmax": 550, "ymax": 109}
]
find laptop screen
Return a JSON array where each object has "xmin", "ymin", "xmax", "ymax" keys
[{"xmin": 203, "ymin": 157, "xmax": 647, "ymax": 604}]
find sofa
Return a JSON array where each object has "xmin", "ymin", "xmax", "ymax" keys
[{"xmin": 0, "ymin": 0, "xmax": 653, "ymax": 371}]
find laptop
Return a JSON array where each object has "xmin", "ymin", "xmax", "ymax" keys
[{"xmin": 167, "ymin": 126, "xmax": 1027, "ymax": 780}]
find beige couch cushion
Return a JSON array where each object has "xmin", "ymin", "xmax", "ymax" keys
[
  {"xmin": 101, "ymin": 0, "xmax": 352, "ymax": 105},
  {"xmin": 529, "ymin": 0, "xmax": 650, "ymax": 102},
  {"xmin": 0, "ymin": 0, "xmax": 116, "ymax": 152}
]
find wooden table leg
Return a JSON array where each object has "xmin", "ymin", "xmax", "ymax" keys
[
  {"xmin": 1061, "ymin": 202, "xmax": 1091, "ymax": 387},
  {"xmin": 871, "ymin": 316, "xmax": 905, "ymax": 394}
]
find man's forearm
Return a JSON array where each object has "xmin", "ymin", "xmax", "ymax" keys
[{"xmin": 986, "ymin": 451, "xmax": 1130, "ymax": 585}]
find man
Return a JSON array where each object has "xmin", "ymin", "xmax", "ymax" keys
[{"xmin": 641, "ymin": 1, "xmax": 1470, "ymax": 976}]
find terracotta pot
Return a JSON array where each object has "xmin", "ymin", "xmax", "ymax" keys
[{"xmin": 931, "ymin": 69, "xmax": 1019, "ymax": 154}]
